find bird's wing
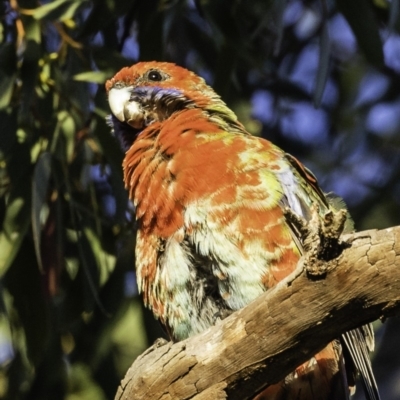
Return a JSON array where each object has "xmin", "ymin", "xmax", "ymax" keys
[{"xmin": 281, "ymin": 152, "xmax": 380, "ymax": 400}]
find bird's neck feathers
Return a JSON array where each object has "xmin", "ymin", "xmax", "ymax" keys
[
  {"xmin": 181, "ymin": 85, "xmax": 247, "ymax": 135},
  {"xmin": 203, "ymin": 100, "xmax": 247, "ymax": 135}
]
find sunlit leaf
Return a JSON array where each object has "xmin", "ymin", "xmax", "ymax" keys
[
  {"xmin": 22, "ymin": 14, "xmax": 41, "ymax": 43},
  {"xmin": 0, "ymin": 290, "xmax": 35, "ymax": 393},
  {"xmin": 0, "ymin": 135, "xmax": 32, "ymax": 277},
  {"xmin": 83, "ymin": 226, "xmax": 116, "ymax": 286},
  {"xmin": 0, "ymin": 194, "xmax": 31, "ymax": 277},
  {"xmin": 53, "ymin": 111, "xmax": 76, "ymax": 163},
  {"xmin": 33, "ymin": 0, "xmax": 86, "ymax": 21},
  {"xmin": 73, "ymin": 71, "xmax": 111, "ymax": 84}
]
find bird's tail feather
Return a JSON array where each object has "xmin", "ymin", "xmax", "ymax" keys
[{"xmin": 341, "ymin": 328, "xmax": 380, "ymax": 400}]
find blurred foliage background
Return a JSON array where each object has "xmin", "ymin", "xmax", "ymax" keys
[{"xmin": 0, "ymin": 0, "xmax": 400, "ymax": 399}]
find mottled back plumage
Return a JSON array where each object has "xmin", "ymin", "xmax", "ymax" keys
[{"xmin": 106, "ymin": 62, "xmax": 380, "ymax": 400}]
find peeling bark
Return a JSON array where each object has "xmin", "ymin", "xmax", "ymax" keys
[{"xmin": 114, "ymin": 226, "xmax": 400, "ymax": 400}]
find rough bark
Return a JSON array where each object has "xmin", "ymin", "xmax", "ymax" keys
[{"xmin": 114, "ymin": 226, "xmax": 400, "ymax": 400}]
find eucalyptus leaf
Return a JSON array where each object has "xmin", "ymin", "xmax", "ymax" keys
[
  {"xmin": 31, "ymin": 152, "xmax": 52, "ymax": 272},
  {"xmin": 83, "ymin": 226, "xmax": 116, "ymax": 286},
  {"xmin": 73, "ymin": 70, "xmax": 111, "ymax": 83},
  {"xmin": 33, "ymin": 0, "xmax": 86, "ymax": 21},
  {"xmin": 22, "ymin": 13, "xmax": 41, "ymax": 43},
  {"xmin": 0, "ymin": 195, "xmax": 31, "ymax": 277},
  {"xmin": 56, "ymin": 111, "xmax": 76, "ymax": 163}
]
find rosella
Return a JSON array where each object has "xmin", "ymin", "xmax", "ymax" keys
[{"xmin": 106, "ymin": 62, "xmax": 379, "ymax": 399}]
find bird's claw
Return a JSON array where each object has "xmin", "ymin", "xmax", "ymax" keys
[{"xmin": 284, "ymin": 204, "xmax": 348, "ymax": 277}]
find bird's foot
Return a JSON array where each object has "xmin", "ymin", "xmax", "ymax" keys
[{"xmin": 284, "ymin": 204, "xmax": 348, "ymax": 277}]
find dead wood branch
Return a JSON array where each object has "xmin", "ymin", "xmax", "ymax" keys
[{"xmin": 114, "ymin": 226, "xmax": 400, "ymax": 400}]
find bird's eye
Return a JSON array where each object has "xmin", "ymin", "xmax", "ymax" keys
[{"xmin": 147, "ymin": 70, "xmax": 163, "ymax": 82}]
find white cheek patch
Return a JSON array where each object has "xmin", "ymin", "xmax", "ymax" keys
[
  {"xmin": 108, "ymin": 87, "xmax": 131, "ymax": 122},
  {"xmin": 108, "ymin": 87, "xmax": 145, "ymax": 129}
]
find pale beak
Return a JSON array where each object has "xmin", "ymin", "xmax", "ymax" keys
[{"xmin": 108, "ymin": 87, "xmax": 144, "ymax": 129}]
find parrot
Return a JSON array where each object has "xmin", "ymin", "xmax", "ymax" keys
[{"xmin": 105, "ymin": 61, "xmax": 380, "ymax": 400}]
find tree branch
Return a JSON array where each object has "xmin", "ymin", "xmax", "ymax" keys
[{"xmin": 114, "ymin": 226, "xmax": 400, "ymax": 400}]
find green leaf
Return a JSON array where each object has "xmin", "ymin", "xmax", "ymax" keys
[
  {"xmin": 0, "ymin": 289, "xmax": 35, "ymax": 392},
  {"xmin": 0, "ymin": 194, "xmax": 31, "ymax": 277},
  {"xmin": 31, "ymin": 152, "xmax": 52, "ymax": 272},
  {"xmin": 73, "ymin": 70, "xmax": 111, "ymax": 83},
  {"xmin": 33, "ymin": 0, "xmax": 86, "ymax": 21},
  {"xmin": 21, "ymin": 13, "xmax": 41, "ymax": 43},
  {"xmin": 83, "ymin": 226, "xmax": 116, "ymax": 286},
  {"xmin": 337, "ymin": 0, "xmax": 384, "ymax": 67},
  {"xmin": 52, "ymin": 111, "xmax": 76, "ymax": 162}
]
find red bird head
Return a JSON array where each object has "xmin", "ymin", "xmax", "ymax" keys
[{"xmin": 105, "ymin": 61, "xmax": 244, "ymax": 151}]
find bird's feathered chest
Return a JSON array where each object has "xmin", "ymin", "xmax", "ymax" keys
[{"xmin": 122, "ymin": 108, "xmax": 318, "ymax": 340}]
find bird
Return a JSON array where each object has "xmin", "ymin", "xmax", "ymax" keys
[{"xmin": 105, "ymin": 61, "xmax": 380, "ymax": 399}]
